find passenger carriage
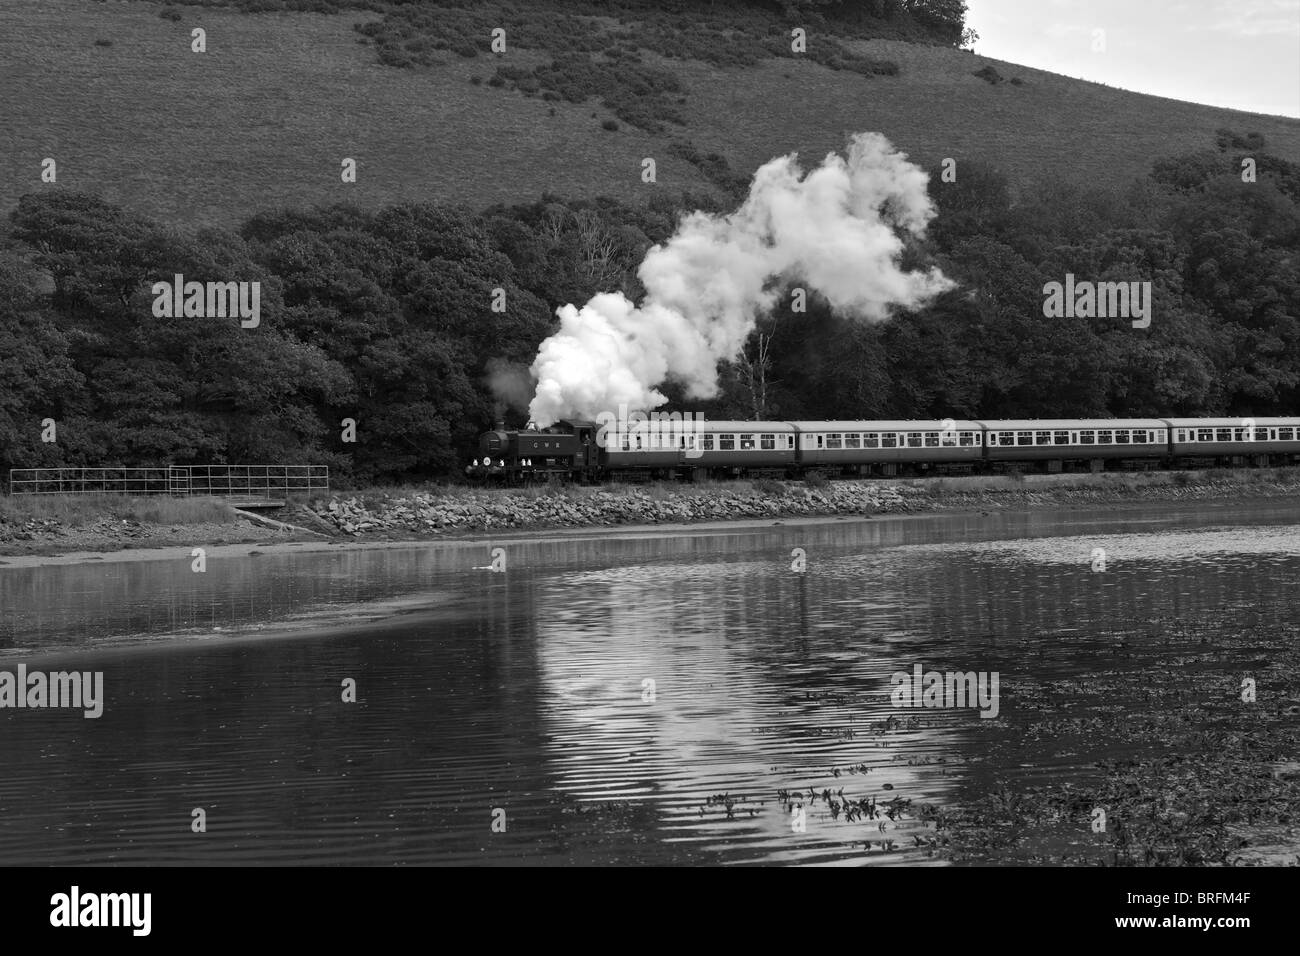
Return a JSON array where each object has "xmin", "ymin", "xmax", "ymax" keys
[
  {"xmin": 600, "ymin": 420, "xmax": 798, "ymax": 479},
  {"xmin": 685, "ymin": 421, "xmax": 798, "ymax": 478},
  {"xmin": 793, "ymin": 420, "xmax": 985, "ymax": 476},
  {"xmin": 979, "ymin": 419, "xmax": 1168, "ymax": 471},
  {"xmin": 1165, "ymin": 417, "xmax": 1300, "ymax": 466}
]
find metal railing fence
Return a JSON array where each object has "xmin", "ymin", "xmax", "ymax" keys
[{"xmin": 8, "ymin": 465, "xmax": 329, "ymax": 498}]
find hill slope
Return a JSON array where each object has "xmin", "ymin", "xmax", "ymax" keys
[{"xmin": 2, "ymin": 0, "xmax": 1298, "ymax": 227}]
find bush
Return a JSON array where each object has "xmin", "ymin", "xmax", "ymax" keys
[
  {"xmin": 670, "ymin": 140, "xmax": 747, "ymax": 197},
  {"xmin": 94, "ymin": 39, "xmax": 113, "ymax": 47},
  {"xmin": 753, "ymin": 478, "xmax": 785, "ymax": 495},
  {"xmin": 378, "ymin": 47, "xmax": 414, "ymax": 68},
  {"xmin": 159, "ymin": 7, "xmax": 182, "ymax": 22},
  {"xmin": 804, "ymin": 472, "xmax": 830, "ymax": 490},
  {"xmin": 973, "ymin": 65, "xmax": 1004, "ymax": 85},
  {"xmin": 840, "ymin": 57, "xmax": 899, "ymax": 76},
  {"xmin": 601, "ymin": 119, "xmax": 619, "ymax": 132}
]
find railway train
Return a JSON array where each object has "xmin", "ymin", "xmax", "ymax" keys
[{"xmin": 465, "ymin": 416, "xmax": 1300, "ymax": 483}]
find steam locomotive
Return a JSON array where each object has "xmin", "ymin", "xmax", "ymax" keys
[{"xmin": 465, "ymin": 417, "xmax": 1300, "ymax": 483}]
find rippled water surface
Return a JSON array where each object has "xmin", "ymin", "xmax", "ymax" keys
[{"xmin": 1, "ymin": 500, "xmax": 1297, "ymax": 865}]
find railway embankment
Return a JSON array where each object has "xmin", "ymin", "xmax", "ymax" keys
[{"xmin": 3, "ymin": 469, "xmax": 1298, "ymax": 558}]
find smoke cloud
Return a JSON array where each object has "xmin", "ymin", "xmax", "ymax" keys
[
  {"xmin": 526, "ymin": 132, "xmax": 953, "ymax": 427},
  {"xmin": 485, "ymin": 358, "xmax": 534, "ymax": 419}
]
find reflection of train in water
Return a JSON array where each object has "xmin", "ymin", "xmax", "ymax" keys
[{"xmin": 466, "ymin": 417, "xmax": 1300, "ymax": 483}]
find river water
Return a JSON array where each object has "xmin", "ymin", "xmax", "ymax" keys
[{"xmin": 0, "ymin": 500, "xmax": 1297, "ymax": 865}]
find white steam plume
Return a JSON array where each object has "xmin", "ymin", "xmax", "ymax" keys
[{"xmin": 527, "ymin": 132, "xmax": 953, "ymax": 427}]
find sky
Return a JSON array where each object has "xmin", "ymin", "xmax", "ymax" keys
[{"xmin": 964, "ymin": 0, "xmax": 1300, "ymax": 118}]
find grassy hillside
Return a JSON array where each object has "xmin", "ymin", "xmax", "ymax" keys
[{"xmin": 2, "ymin": 0, "xmax": 1299, "ymax": 228}]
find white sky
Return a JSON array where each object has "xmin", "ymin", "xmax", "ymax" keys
[{"xmin": 964, "ymin": 0, "xmax": 1300, "ymax": 118}]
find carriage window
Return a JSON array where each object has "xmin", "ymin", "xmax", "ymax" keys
[
  {"xmin": 1097, "ymin": 430, "xmax": 1113, "ymax": 444},
  {"xmin": 864, "ymin": 433, "xmax": 879, "ymax": 448},
  {"xmin": 1233, "ymin": 427, "xmax": 1251, "ymax": 441},
  {"xmin": 1281, "ymin": 427, "xmax": 1295, "ymax": 441},
  {"xmin": 1176, "ymin": 429, "xmax": 1187, "ymax": 442},
  {"xmin": 827, "ymin": 433, "xmax": 842, "ymax": 449},
  {"xmin": 881, "ymin": 433, "xmax": 898, "ymax": 448},
  {"xmin": 702, "ymin": 434, "xmax": 714, "ymax": 451},
  {"xmin": 1197, "ymin": 428, "xmax": 1213, "ymax": 442},
  {"xmin": 907, "ymin": 432, "xmax": 923, "ymax": 448},
  {"xmin": 1033, "ymin": 431, "xmax": 1049, "ymax": 445},
  {"xmin": 1015, "ymin": 432, "xmax": 1032, "ymax": 446},
  {"xmin": 1054, "ymin": 431, "xmax": 1070, "ymax": 445},
  {"xmin": 959, "ymin": 432, "xmax": 977, "ymax": 447},
  {"xmin": 1079, "ymin": 430, "xmax": 1095, "ymax": 444},
  {"xmin": 719, "ymin": 434, "xmax": 735, "ymax": 450},
  {"xmin": 786, "ymin": 435, "xmax": 795, "ymax": 449},
  {"xmin": 844, "ymin": 433, "xmax": 861, "ymax": 449},
  {"xmin": 760, "ymin": 433, "xmax": 775, "ymax": 450},
  {"xmin": 940, "ymin": 430, "xmax": 957, "ymax": 447},
  {"xmin": 1157, "ymin": 430, "xmax": 1167, "ymax": 443},
  {"xmin": 1216, "ymin": 428, "xmax": 1233, "ymax": 442},
  {"xmin": 924, "ymin": 432, "xmax": 940, "ymax": 447},
  {"xmin": 1114, "ymin": 431, "xmax": 1130, "ymax": 444},
  {"xmin": 740, "ymin": 434, "xmax": 756, "ymax": 450}
]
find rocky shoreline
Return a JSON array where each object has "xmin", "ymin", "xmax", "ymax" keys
[
  {"xmin": 303, "ymin": 481, "xmax": 910, "ymax": 536},
  {"xmin": 300, "ymin": 469, "xmax": 1300, "ymax": 538}
]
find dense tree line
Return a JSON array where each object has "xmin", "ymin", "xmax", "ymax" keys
[{"xmin": 2, "ymin": 135, "xmax": 1296, "ymax": 483}]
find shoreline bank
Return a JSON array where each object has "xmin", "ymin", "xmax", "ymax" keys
[{"xmin": 2, "ymin": 468, "xmax": 1298, "ymax": 564}]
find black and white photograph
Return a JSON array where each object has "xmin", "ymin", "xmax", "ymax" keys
[{"xmin": 1, "ymin": 0, "xmax": 1297, "ymax": 928}]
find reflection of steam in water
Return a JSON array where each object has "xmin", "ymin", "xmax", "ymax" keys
[{"xmin": 530, "ymin": 559, "xmax": 968, "ymax": 864}]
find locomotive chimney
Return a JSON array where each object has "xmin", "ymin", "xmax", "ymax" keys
[{"xmin": 494, "ymin": 420, "xmax": 505, "ymax": 432}]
